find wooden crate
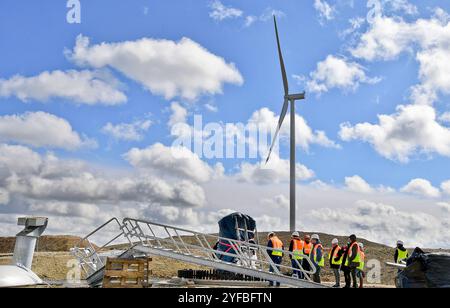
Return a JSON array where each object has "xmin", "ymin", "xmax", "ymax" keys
[{"xmin": 102, "ymin": 258, "xmax": 152, "ymax": 289}]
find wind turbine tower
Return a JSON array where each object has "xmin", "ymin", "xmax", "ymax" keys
[{"xmin": 266, "ymin": 16, "xmax": 306, "ymax": 232}]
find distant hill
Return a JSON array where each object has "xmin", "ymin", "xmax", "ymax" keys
[{"xmin": 0, "ymin": 235, "xmax": 97, "ymax": 254}]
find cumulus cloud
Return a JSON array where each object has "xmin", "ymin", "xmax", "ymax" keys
[
  {"xmin": 68, "ymin": 35, "xmax": 243, "ymax": 101},
  {"xmin": 261, "ymin": 194, "xmax": 289, "ymax": 210},
  {"xmin": 0, "ymin": 70, "xmax": 126, "ymax": 105},
  {"xmin": 340, "ymin": 104, "xmax": 450, "ymax": 163},
  {"xmin": 401, "ymin": 179, "xmax": 441, "ymax": 198},
  {"xmin": 168, "ymin": 102, "xmax": 188, "ymax": 127},
  {"xmin": 304, "ymin": 55, "xmax": 380, "ymax": 94},
  {"xmin": 441, "ymin": 180, "xmax": 450, "ymax": 196},
  {"xmin": 345, "ymin": 175, "xmax": 374, "ymax": 194},
  {"xmin": 310, "ymin": 200, "xmax": 450, "ymax": 248},
  {"xmin": 237, "ymin": 154, "xmax": 315, "ymax": 185},
  {"xmin": 209, "ymin": 0, "xmax": 243, "ymax": 21},
  {"xmin": 124, "ymin": 143, "xmax": 218, "ymax": 183},
  {"xmin": 351, "ymin": 12, "xmax": 450, "ymax": 105},
  {"xmin": 0, "ymin": 144, "xmax": 207, "ymax": 219},
  {"xmin": 102, "ymin": 118, "xmax": 152, "ymax": 142},
  {"xmin": 0, "ymin": 112, "xmax": 95, "ymax": 150},
  {"xmin": 249, "ymin": 108, "xmax": 340, "ymax": 151}
]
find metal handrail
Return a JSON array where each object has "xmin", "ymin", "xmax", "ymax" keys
[
  {"xmin": 71, "ymin": 218, "xmax": 132, "ymax": 276},
  {"xmin": 122, "ymin": 218, "xmax": 317, "ymax": 279}
]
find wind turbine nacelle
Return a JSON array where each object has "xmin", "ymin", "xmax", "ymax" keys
[{"xmin": 286, "ymin": 93, "xmax": 306, "ymax": 101}]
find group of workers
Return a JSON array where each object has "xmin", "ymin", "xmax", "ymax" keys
[{"xmin": 267, "ymin": 232, "xmax": 410, "ymax": 288}]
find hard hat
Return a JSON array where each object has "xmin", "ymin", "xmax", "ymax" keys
[
  {"xmin": 332, "ymin": 238, "xmax": 339, "ymax": 245},
  {"xmin": 359, "ymin": 242, "xmax": 364, "ymax": 249},
  {"xmin": 397, "ymin": 240, "xmax": 404, "ymax": 246},
  {"xmin": 292, "ymin": 232, "xmax": 300, "ymax": 237},
  {"xmin": 268, "ymin": 232, "xmax": 275, "ymax": 237},
  {"xmin": 311, "ymin": 234, "xmax": 320, "ymax": 240}
]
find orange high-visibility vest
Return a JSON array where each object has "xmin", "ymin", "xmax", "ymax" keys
[
  {"xmin": 329, "ymin": 245, "xmax": 343, "ymax": 265},
  {"xmin": 313, "ymin": 244, "xmax": 325, "ymax": 267},
  {"xmin": 292, "ymin": 239, "xmax": 304, "ymax": 260},
  {"xmin": 271, "ymin": 236, "xmax": 283, "ymax": 257},
  {"xmin": 345, "ymin": 242, "xmax": 361, "ymax": 266},
  {"xmin": 303, "ymin": 242, "xmax": 313, "ymax": 256}
]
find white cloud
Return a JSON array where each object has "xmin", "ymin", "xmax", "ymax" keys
[
  {"xmin": 168, "ymin": 102, "xmax": 188, "ymax": 127},
  {"xmin": 437, "ymin": 202, "xmax": 450, "ymax": 214},
  {"xmin": 340, "ymin": 104, "xmax": 450, "ymax": 163},
  {"xmin": 237, "ymin": 154, "xmax": 315, "ymax": 185},
  {"xmin": 384, "ymin": 0, "xmax": 418, "ymax": 16},
  {"xmin": 0, "ymin": 70, "xmax": 126, "ymax": 105},
  {"xmin": 209, "ymin": 0, "xmax": 243, "ymax": 21},
  {"xmin": 124, "ymin": 143, "xmax": 217, "ymax": 183},
  {"xmin": 244, "ymin": 7, "xmax": 286, "ymax": 27},
  {"xmin": 261, "ymin": 194, "xmax": 289, "ymax": 210},
  {"xmin": 310, "ymin": 200, "xmax": 449, "ymax": 248},
  {"xmin": 0, "ymin": 144, "xmax": 207, "ymax": 210},
  {"xmin": 440, "ymin": 180, "xmax": 450, "ymax": 196},
  {"xmin": 249, "ymin": 108, "xmax": 340, "ymax": 151},
  {"xmin": 0, "ymin": 188, "xmax": 9, "ymax": 206},
  {"xmin": 305, "ymin": 55, "xmax": 380, "ymax": 94},
  {"xmin": 345, "ymin": 175, "xmax": 374, "ymax": 194},
  {"xmin": 68, "ymin": 35, "xmax": 243, "ymax": 101},
  {"xmin": 102, "ymin": 118, "xmax": 152, "ymax": 142},
  {"xmin": 0, "ymin": 112, "xmax": 95, "ymax": 150},
  {"xmin": 204, "ymin": 103, "xmax": 218, "ymax": 113},
  {"xmin": 314, "ymin": 0, "xmax": 336, "ymax": 23},
  {"xmin": 401, "ymin": 179, "xmax": 441, "ymax": 198}
]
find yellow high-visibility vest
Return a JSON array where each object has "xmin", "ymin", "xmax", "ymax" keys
[
  {"xmin": 397, "ymin": 249, "xmax": 409, "ymax": 264},
  {"xmin": 271, "ymin": 237, "xmax": 283, "ymax": 257},
  {"xmin": 345, "ymin": 242, "xmax": 361, "ymax": 266},
  {"xmin": 329, "ymin": 246, "xmax": 343, "ymax": 266}
]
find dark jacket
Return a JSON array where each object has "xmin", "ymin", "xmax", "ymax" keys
[
  {"xmin": 267, "ymin": 238, "xmax": 284, "ymax": 260},
  {"xmin": 394, "ymin": 246, "xmax": 408, "ymax": 263},
  {"xmin": 329, "ymin": 245, "xmax": 341, "ymax": 269},
  {"xmin": 338, "ymin": 244, "xmax": 349, "ymax": 270}
]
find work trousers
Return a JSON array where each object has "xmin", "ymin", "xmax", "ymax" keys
[{"xmin": 269, "ymin": 256, "xmax": 282, "ymax": 287}]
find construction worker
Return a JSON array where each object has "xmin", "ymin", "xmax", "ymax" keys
[
  {"xmin": 345, "ymin": 234, "xmax": 361, "ymax": 288},
  {"xmin": 395, "ymin": 240, "xmax": 409, "ymax": 264},
  {"xmin": 267, "ymin": 232, "xmax": 284, "ymax": 287},
  {"xmin": 310, "ymin": 234, "xmax": 324, "ymax": 284},
  {"xmin": 337, "ymin": 242, "xmax": 351, "ymax": 288},
  {"xmin": 302, "ymin": 234, "xmax": 313, "ymax": 278},
  {"xmin": 357, "ymin": 242, "xmax": 366, "ymax": 289},
  {"xmin": 329, "ymin": 238, "xmax": 342, "ymax": 288},
  {"xmin": 289, "ymin": 232, "xmax": 304, "ymax": 279}
]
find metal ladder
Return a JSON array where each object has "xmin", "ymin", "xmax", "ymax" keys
[{"xmin": 71, "ymin": 217, "xmax": 327, "ymax": 288}]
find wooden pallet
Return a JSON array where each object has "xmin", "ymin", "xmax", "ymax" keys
[{"xmin": 102, "ymin": 258, "xmax": 152, "ymax": 288}]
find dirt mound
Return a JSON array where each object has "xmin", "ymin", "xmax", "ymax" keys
[{"xmin": 0, "ymin": 235, "xmax": 97, "ymax": 253}]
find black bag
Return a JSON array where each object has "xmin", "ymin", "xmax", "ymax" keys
[{"xmin": 397, "ymin": 248, "xmax": 450, "ymax": 288}]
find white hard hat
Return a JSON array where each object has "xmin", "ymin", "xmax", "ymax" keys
[
  {"xmin": 332, "ymin": 238, "xmax": 339, "ymax": 245},
  {"xmin": 311, "ymin": 234, "xmax": 320, "ymax": 240},
  {"xmin": 397, "ymin": 240, "xmax": 404, "ymax": 246},
  {"xmin": 292, "ymin": 232, "xmax": 300, "ymax": 237},
  {"xmin": 359, "ymin": 242, "xmax": 364, "ymax": 249},
  {"xmin": 268, "ymin": 232, "xmax": 275, "ymax": 237}
]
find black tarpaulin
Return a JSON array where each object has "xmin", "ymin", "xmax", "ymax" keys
[
  {"xmin": 397, "ymin": 249, "xmax": 450, "ymax": 288},
  {"xmin": 216, "ymin": 213, "xmax": 257, "ymax": 262}
]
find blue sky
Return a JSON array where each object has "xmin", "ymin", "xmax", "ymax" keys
[{"xmin": 1, "ymin": 0, "xmax": 450, "ymax": 247}]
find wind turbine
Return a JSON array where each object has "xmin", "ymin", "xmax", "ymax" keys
[{"xmin": 266, "ymin": 16, "xmax": 306, "ymax": 232}]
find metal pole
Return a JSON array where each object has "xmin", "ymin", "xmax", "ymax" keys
[{"xmin": 290, "ymin": 99, "xmax": 296, "ymax": 232}]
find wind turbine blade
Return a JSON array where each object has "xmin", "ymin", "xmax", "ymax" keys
[
  {"xmin": 274, "ymin": 15, "xmax": 289, "ymax": 96},
  {"xmin": 266, "ymin": 99, "xmax": 289, "ymax": 163}
]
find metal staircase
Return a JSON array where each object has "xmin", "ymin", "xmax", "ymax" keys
[{"xmin": 71, "ymin": 217, "xmax": 327, "ymax": 288}]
